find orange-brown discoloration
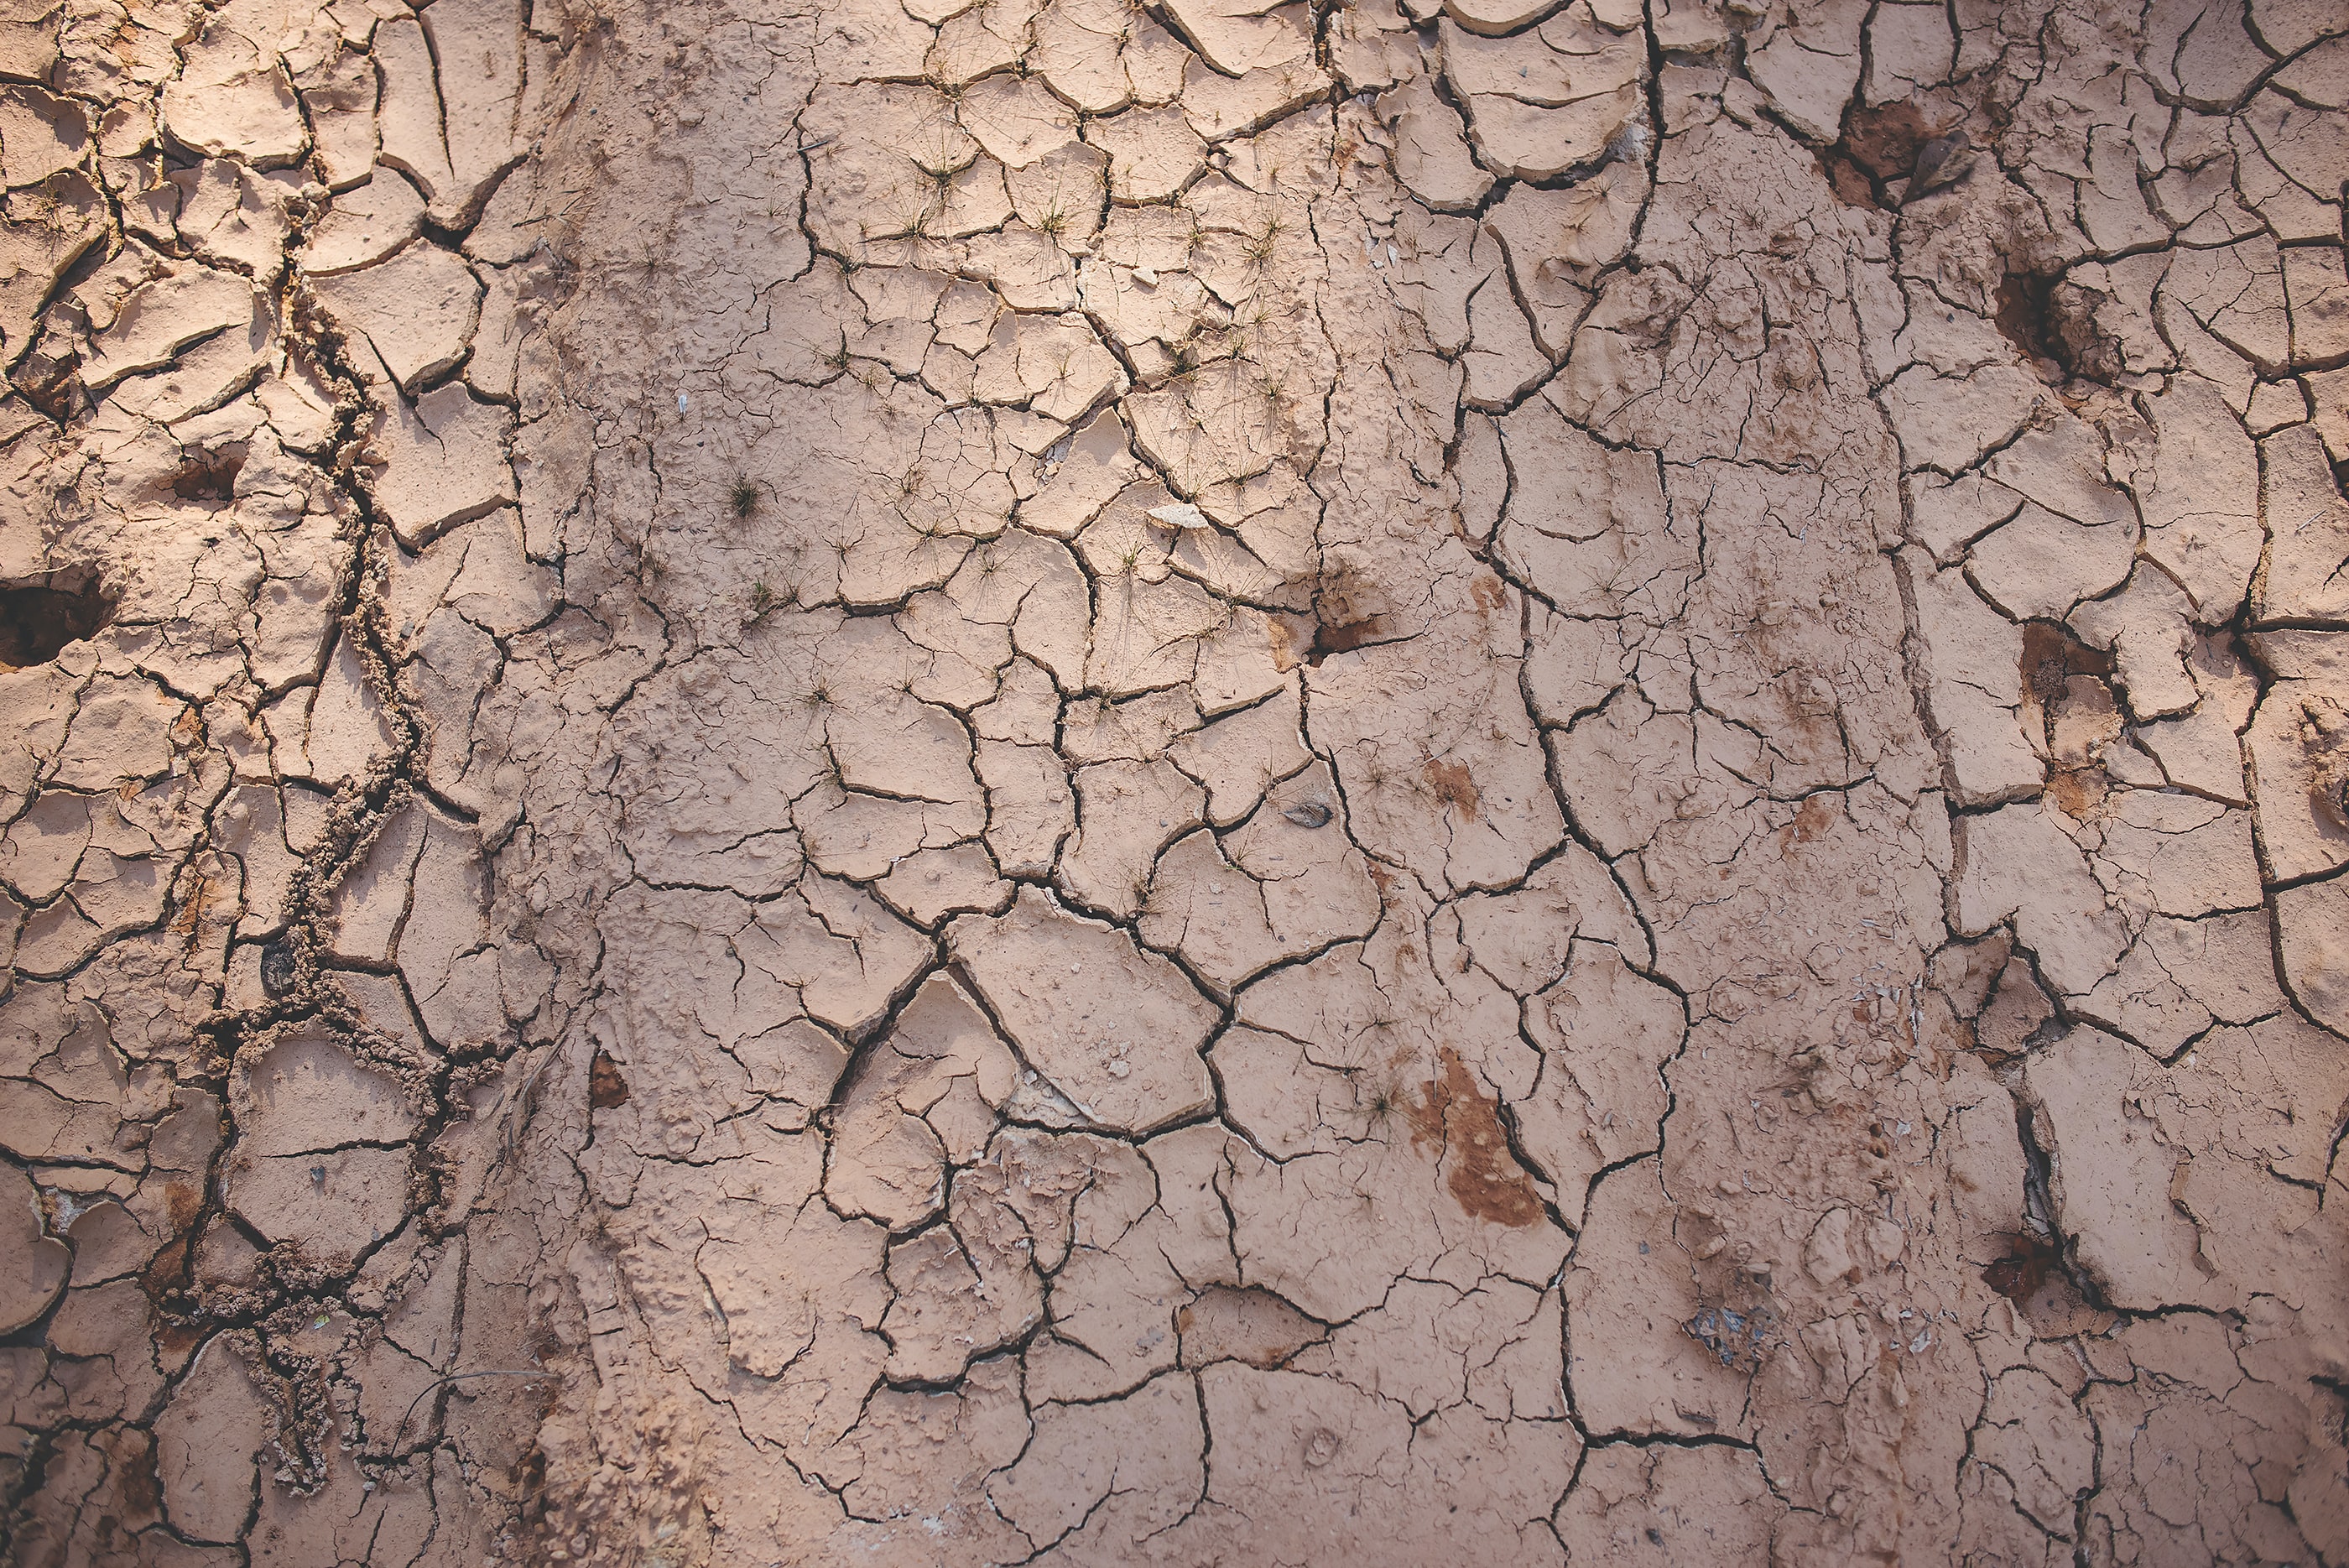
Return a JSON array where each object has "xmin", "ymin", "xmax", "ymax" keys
[
  {"xmin": 1424, "ymin": 758, "xmax": 1481, "ymax": 815},
  {"xmin": 1407, "ymin": 1048, "xmax": 1545, "ymax": 1229}
]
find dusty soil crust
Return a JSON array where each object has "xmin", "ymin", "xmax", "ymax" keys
[{"xmin": 3, "ymin": 0, "xmax": 2348, "ymax": 1561}]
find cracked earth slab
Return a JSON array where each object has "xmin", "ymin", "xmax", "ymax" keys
[{"xmin": 4, "ymin": 0, "xmax": 2349, "ymax": 1562}]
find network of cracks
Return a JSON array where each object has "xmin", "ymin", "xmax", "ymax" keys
[{"xmin": 2, "ymin": 0, "xmax": 2347, "ymax": 1562}]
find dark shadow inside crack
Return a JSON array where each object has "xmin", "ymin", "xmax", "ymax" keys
[
  {"xmin": 1992, "ymin": 268, "xmax": 2065, "ymax": 375},
  {"xmin": 1978, "ymin": 1228, "xmax": 2106, "ymax": 1336},
  {"xmin": 589, "ymin": 1050, "xmax": 633, "ymax": 1110},
  {"xmin": 1993, "ymin": 266, "xmax": 2127, "ymax": 388},
  {"xmin": 0, "ymin": 566, "xmax": 116, "ymax": 669},
  {"xmin": 1288, "ymin": 561, "xmax": 1394, "ymax": 665}
]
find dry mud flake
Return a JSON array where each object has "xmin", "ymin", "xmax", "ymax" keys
[{"xmin": 8, "ymin": 0, "xmax": 2349, "ymax": 1561}]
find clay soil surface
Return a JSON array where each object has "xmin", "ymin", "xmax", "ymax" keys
[{"xmin": 5, "ymin": 0, "xmax": 2349, "ymax": 1560}]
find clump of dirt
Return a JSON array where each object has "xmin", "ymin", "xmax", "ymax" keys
[
  {"xmin": 2019, "ymin": 623, "xmax": 2120, "ymax": 816},
  {"xmin": 1994, "ymin": 262, "xmax": 2133, "ymax": 384},
  {"xmin": 2020, "ymin": 619, "xmax": 2112, "ymax": 708},
  {"xmin": 1842, "ymin": 102, "xmax": 1935, "ymax": 180}
]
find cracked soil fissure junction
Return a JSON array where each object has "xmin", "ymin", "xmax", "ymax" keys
[{"xmin": 3, "ymin": 0, "xmax": 2349, "ymax": 1560}]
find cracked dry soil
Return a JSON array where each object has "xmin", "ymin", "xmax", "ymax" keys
[{"xmin": 3, "ymin": 0, "xmax": 2349, "ymax": 1559}]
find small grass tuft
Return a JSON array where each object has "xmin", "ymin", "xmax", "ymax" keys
[
  {"xmin": 731, "ymin": 476, "xmax": 760, "ymax": 518},
  {"xmin": 1243, "ymin": 216, "xmax": 1283, "ymax": 264}
]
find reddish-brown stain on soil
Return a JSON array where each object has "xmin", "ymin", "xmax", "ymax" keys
[
  {"xmin": 137, "ymin": 1184, "xmax": 205, "ymax": 1324},
  {"xmin": 2046, "ymin": 768, "xmax": 2108, "ymax": 819},
  {"xmin": 114, "ymin": 1429, "xmax": 162, "ymax": 1518},
  {"xmin": 162, "ymin": 1180, "xmax": 202, "ymax": 1232},
  {"xmin": 2020, "ymin": 620, "xmax": 2112, "ymax": 709},
  {"xmin": 143, "ymin": 1232, "xmax": 187, "ymax": 1298},
  {"xmin": 1406, "ymin": 1047, "xmax": 1545, "ymax": 1228},
  {"xmin": 169, "ymin": 873, "xmax": 213, "ymax": 949},
  {"xmin": 1816, "ymin": 150, "xmax": 1878, "ymax": 207},
  {"xmin": 1424, "ymin": 758, "xmax": 1481, "ymax": 815}
]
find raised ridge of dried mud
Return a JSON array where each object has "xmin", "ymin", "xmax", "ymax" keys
[{"xmin": 3, "ymin": 0, "xmax": 2348, "ymax": 1561}]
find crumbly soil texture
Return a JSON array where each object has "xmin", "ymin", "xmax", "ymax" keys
[{"xmin": 3, "ymin": 0, "xmax": 2349, "ymax": 1560}]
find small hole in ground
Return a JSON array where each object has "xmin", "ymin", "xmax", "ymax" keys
[
  {"xmin": 0, "ymin": 567, "xmax": 116, "ymax": 669},
  {"xmin": 170, "ymin": 443, "xmax": 246, "ymax": 504},
  {"xmin": 589, "ymin": 1050, "xmax": 632, "ymax": 1110},
  {"xmin": 1994, "ymin": 271, "xmax": 2062, "ymax": 370},
  {"xmin": 1820, "ymin": 101, "xmax": 1934, "ymax": 208}
]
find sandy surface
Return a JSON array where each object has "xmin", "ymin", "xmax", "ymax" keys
[{"xmin": 3, "ymin": 0, "xmax": 2348, "ymax": 1560}]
